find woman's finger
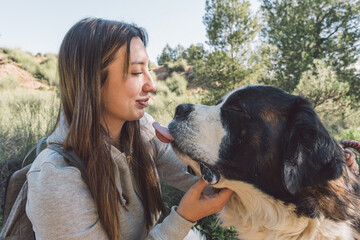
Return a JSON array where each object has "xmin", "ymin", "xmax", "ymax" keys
[
  {"xmin": 188, "ymin": 179, "xmax": 208, "ymax": 197},
  {"xmin": 345, "ymin": 149, "xmax": 355, "ymax": 166}
]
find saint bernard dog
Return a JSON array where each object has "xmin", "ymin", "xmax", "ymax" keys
[{"xmin": 153, "ymin": 85, "xmax": 360, "ymax": 240}]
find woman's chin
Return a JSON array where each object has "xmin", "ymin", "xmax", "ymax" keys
[{"xmin": 130, "ymin": 109, "xmax": 145, "ymax": 121}]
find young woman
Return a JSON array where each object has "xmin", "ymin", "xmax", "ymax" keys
[{"xmin": 26, "ymin": 18, "xmax": 233, "ymax": 240}]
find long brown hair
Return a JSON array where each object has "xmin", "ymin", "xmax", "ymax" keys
[{"xmin": 57, "ymin": 18, "xmax": 166, "ymax": 239}]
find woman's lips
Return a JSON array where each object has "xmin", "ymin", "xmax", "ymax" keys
[{"xmin": 136, "ymin": 98, "xmax": 149, "ymax": 107}]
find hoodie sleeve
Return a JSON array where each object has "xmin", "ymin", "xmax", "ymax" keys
[{"xmin": 146, "ymin": 206, "xmax": 196, "ymax": 240}]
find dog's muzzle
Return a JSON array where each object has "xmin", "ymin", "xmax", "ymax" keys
[{"xmin": 187, "ymin": 164, "xmax": 220, "ymax": 185}]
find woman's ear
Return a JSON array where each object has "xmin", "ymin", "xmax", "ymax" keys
[{"xmin": 281, "ymin": 97, "xmax": 344, "ymax": 195}]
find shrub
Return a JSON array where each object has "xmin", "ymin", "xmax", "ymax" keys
[
  {"xmin": 2, "ymin": 48, "xmax": 59, "ymax": 86},
  {"xmin": 294, "ymin": 59, "xmax": 350, "ymax": 114},
  {"xmin": 146, "ymin": 77, "xmax": 200, "ymax": 126},
  {"xmin": 40, "ymin": 54, "xmax": 58, "ymax": 85},
  {"xmin": 165, "ymin": 73, "xmax": 188, "ymax": 95},
  {"xmin": 196, "ymin": 214, "xmax": 238, "ymax": 240},
  {"xmin": 165, "ymin": 58, "xmax": 188, "ymax": 73},
  {"xmin": 0, "ymin": 75, "xmax": 19, "ymax": 89},
  {"xmin": 3, "ymin": 48, "xmax": 42, "ymax": 77}
]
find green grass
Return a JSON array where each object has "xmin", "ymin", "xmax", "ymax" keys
[
  {"xmin": 0, "ymin": 89, "xmax": 59, "ymax": 164},
  {"xmin": 0, "ymin": 75, "xmax": 19, "ymax": 90},
  {"xmin": 0, "ymin": 88, "xmax": 60, "ymax": 221}
]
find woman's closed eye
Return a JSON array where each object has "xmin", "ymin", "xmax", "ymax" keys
[
  {"xmin": 131, "ymin": 68, "xmax": 151, "ymax": 76},
  {"xmin": 131, "ymin": 72, "xmax": 143, "ymax": 76}
]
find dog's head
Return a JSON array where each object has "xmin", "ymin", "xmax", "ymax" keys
[{"xmin": 164, "ymin": 85, "xmax": 345, "ymax": 199}]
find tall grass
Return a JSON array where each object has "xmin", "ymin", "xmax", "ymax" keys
[
  {"xmin": 0, "ymin": 75, "xmax": 19, "ymax": 90},
  {"xmin": 0, "ymin": 89, "xmax": 60, "ymax": 211}
]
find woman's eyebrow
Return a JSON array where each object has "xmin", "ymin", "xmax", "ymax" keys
[{"xmin": 131, "ymin": 60, "xmax": 146, "ymax": 65}]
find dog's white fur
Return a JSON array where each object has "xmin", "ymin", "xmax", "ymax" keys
[
  {"xmin": 217, "ymin": 179, "xmax": 355, "ymax": 240},
  {"xmin": 175, "ymin": 104, "xmax": 226, "ymax": 166}
]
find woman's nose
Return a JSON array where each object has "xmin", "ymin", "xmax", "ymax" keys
[{"xmin": 143, "ymin": 72, "xmax": 156, "ymax": 93}]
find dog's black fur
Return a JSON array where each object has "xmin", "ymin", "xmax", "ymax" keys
[{"xmin": 169, "ymin": 85, "xmax": 360, "ymax": 237}]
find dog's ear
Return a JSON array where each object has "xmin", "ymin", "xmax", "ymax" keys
[{"xmin": 281, "ymin": 97, "xmax": 343, "ymax": 195}]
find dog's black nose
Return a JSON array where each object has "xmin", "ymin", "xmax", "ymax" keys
[{"xmin": 174, "ymin": 104, "xmax": 193, "ymax": 118}]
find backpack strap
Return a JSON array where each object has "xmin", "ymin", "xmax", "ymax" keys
[
  {"xmin": 21, "ymin": 137, "xmax": 48, "ymax": 168},
  {"xmin": 0, "ymin": 180, "xmax": 34, "ymax": 240},
  {"xmin": 46, "ymin": 144, "xmax": 89, "ymax": 186}
]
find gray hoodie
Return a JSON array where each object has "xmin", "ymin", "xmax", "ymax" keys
[{"xmin": 26, "ymin": 113, "xmax": 199, "ymax": 240}]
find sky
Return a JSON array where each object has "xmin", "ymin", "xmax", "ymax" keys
[{"xmin": 0, "ymin": 0, "xmax": 260, "ymax": 64}]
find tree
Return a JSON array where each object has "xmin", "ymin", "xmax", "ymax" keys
[
  {"xmin": 195, "ymin": 51, "xmax": 248, "ymax": 104},
  {"xmin": 194, "ymin": 0, "xmax": 262, "ymax": 104},
  {"xmin": 294, "ymin": 59, "xmax": 350, "ymax": 112},
  {"xmin": 204, "ymin": 0, "xmax": 262, "ymax": 59},
  {"xmin": 262, "ymin": 0, "xmax": 360, "ymax": 99},
  {"xmin": 294, "ymin": 59, "xmax": 351, "ymax": 133},
  {"xmin": 180, "ymin": 44, "xmax": 207, "ymax": 66},
  {"xmin": 157, "ymin": 44, "xmax": 185, "ymax": 66}
]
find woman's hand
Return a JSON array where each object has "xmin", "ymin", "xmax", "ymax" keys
[
  {"xmin": 176, "ymin": 179, "xmax": 233, "ymax": 222},
  {"xmin": 345, "ymin": 149, "xmax": 359, "ymax": 175}
]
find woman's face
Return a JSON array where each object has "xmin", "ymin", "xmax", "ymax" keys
[{"xmin": 101, "ymin": 37, "xmax": 156, "ymax": 138}]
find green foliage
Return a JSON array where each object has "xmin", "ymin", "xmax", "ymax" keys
[
  {"xmin": 196, "ymin": 214, "xmax": 238, "ymax": 240},
  {"xmin": 294, "ymin": 59, "xmax": 350, "ymax": 113},
  {"xmin": 40, "ymin": 54, "xmax": 58, "ymax": 86},
  {"xmin": 194, "ymin": 0, "xmax": 262, "ymax": 105},
  {"xmin": 149, "ymin": 61, "xmax": 157, "ymax": 70},
  {"xmin": 157, "ymin": 44, "xmax": 185, "ymax": 66},
  {"xmin": 3, "ymin": 48, "xmax": 41, "ymax": 77},
  {"xmin": 1, "ymin": 48, "xmax": 58, "ymax": 86},
  {"xmin": 165, "ymin": 73, "xmax": 188, "ymax": 95},
  {"xmin": 204, "ymin": 0, "xmax": 262, "ymax": 58},
  {"xmin": 0, "ymin": 75, "xmax": 19, "ymax": 90},
  {"xmin": 164, "ymin": 58, "xmax": 188, "ymax": 73},
  {"xmin": 194, "ymin": 51, "xmax": 247, "ymax": 105},
  {"xmin": 181, "ymin": 44, "xmax": 207, "ymax": 66},
  {"xmin": 146, "ymin": 77, "xmax": 201, "ymax": 125},
  {"xmin": 261, "ymin": 0, "xmax": 360, "ymax": 99},
  {"xmin": 292, "ymin": 59, "xmax": 360, "ymax": 141},
  {"xmin": 343, "ymin": 129, "xmax": 360, "ymax": 142}
]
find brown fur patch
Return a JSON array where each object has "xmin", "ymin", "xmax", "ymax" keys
[
  {"xmin": 260, "ymin": 109, "xmax": 282, "ymax": 134},
  {"xmin": 299, "ymin": 165, "xmax": 360, "ymax": 233}
]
